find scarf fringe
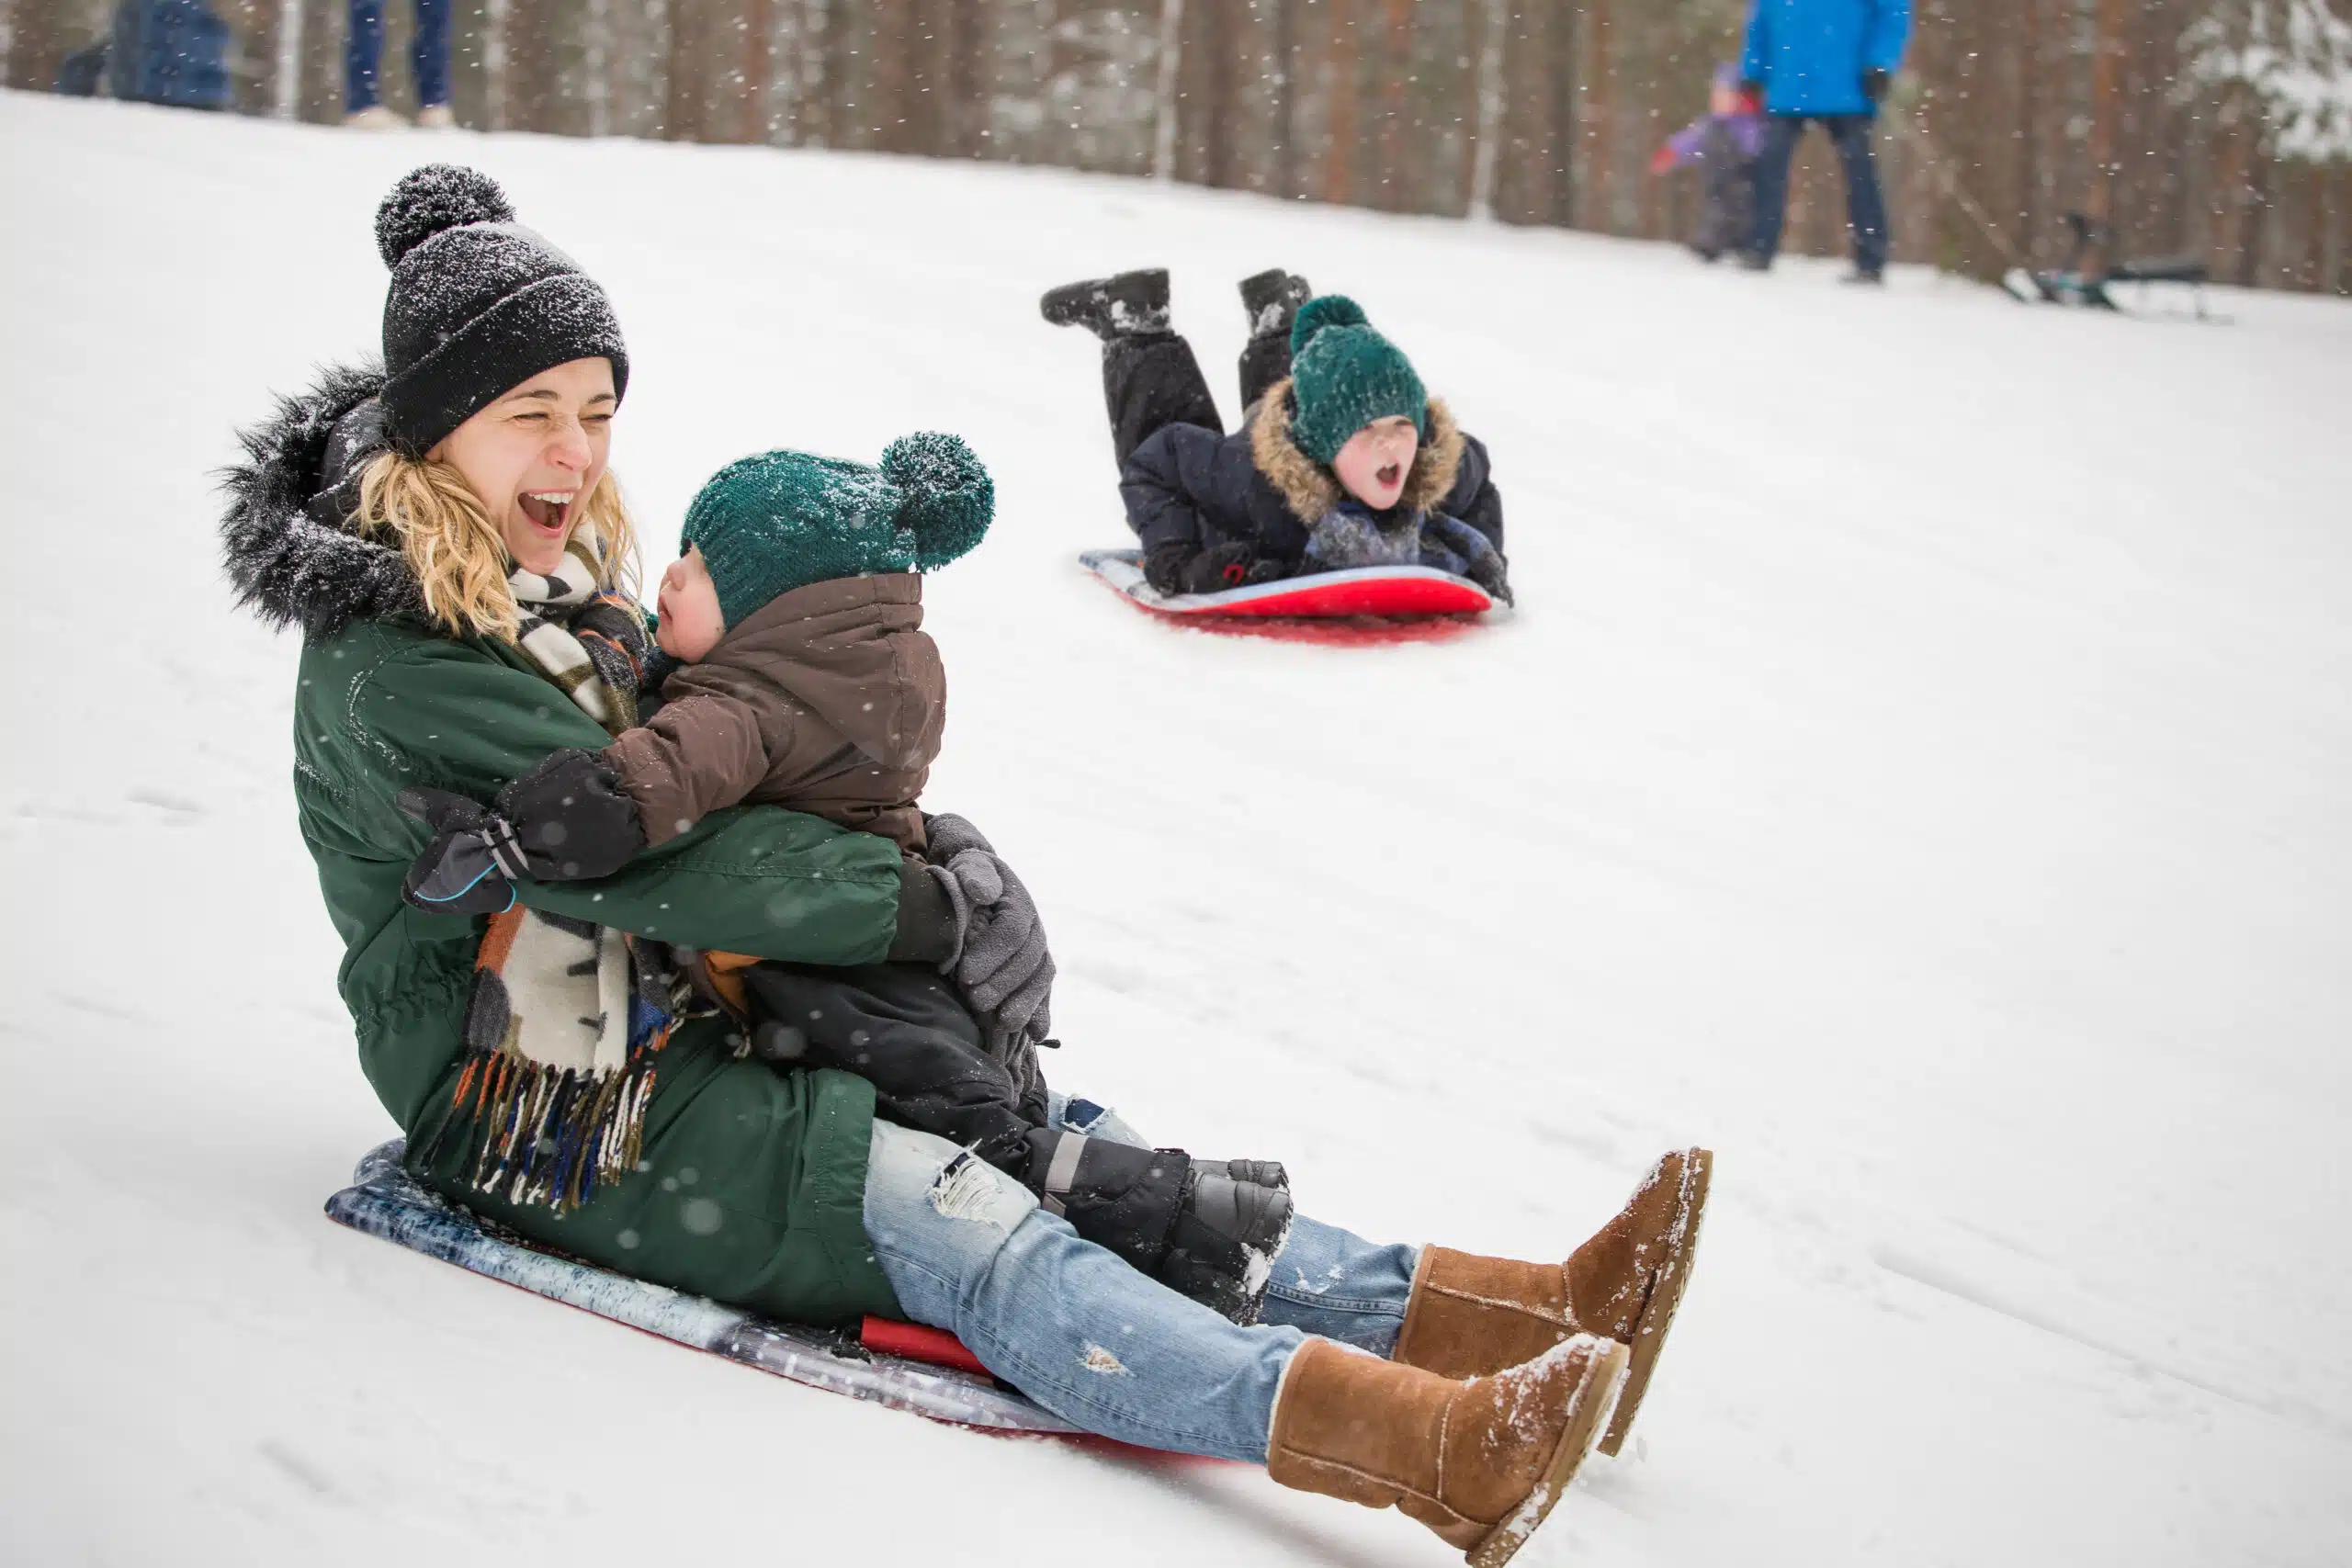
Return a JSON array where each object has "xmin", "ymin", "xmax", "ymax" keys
[{"xmin": 424, "ymin": 1018, "xmax": 677, "ymax": 1215}]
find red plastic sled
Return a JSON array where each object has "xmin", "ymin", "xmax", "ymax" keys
[{"xmin": 1080, "ymin": 548, "xmax": 1493, "ymax": 619}]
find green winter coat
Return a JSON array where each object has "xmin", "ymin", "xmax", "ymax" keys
[{"xmin": 229, "ymin": 365, "xmax": 908, "ymax": 1325}]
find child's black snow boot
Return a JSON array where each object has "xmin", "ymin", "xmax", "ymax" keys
[
  {"xmin": 1195, "ymin": 1156, "xmax": 1290, "ymax": 1193},
  {"xmin": 1238, "ymin": 268, "xmax": 1313, "ymax": 338},
  {"xmin": 1040, "ymin": 268, "xmax": 1171, "ymax": 340},
  {"xmin": 1162, "ymin": 1165, "xmax": 1295, "ymax": 1325},
  {"xmin": 1023, "ymin": 1130, "xmax": 1293, "ymax": 1323},
  {"xmin": 1237, "ymin": 269, "xmax": 1312, "ymax": 409}
]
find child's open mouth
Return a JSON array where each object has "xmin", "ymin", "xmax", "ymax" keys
[
  {"xmin": 517, "ymin": 491, "xmax": 575, "ymax": 536},
  {"xmin": 1375, "ymin": 462, "xmax": 1402, "ymax": 489}
]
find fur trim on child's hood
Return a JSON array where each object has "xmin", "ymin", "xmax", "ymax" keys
[{"xmin": 1248, "ymin": 378, "xmax": 1464, "ymax": 523}]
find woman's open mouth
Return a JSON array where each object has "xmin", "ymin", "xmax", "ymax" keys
[
  {"xmin": 517, "ymin": 491, "xmax": 575, "ymax": 536},
  {"xmin": 1375, "ymin": 462, "xmax": 1402, "ymax": 489}
]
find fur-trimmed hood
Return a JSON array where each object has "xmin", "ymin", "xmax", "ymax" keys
[
  {"xmin": 1248, "ymin": 378, "xmax": 1464, "ymax": 522},
  {"xmin": 220, "ymin": 361, "xmax": 427, "ymax": 640}
]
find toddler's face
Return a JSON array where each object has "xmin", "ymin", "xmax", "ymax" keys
[
  {"xmin": 1331, "ymin": 416, "xmax": 1419, "ymax": 512},
  {"xmin": 656, "ymin": 545, "xmax": 726, "ymax": 660}
]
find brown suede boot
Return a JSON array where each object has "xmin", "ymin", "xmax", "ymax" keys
[
  {"xmin": 1267, "ymin": 1335, "xmax": 1629, "ymax": 1567},
  {"xmin": 1393, "ymin": 1147, "xmax": 1712, "ymax": 1457}
]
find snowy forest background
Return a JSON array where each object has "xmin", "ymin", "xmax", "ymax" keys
[{"xmin": 5, "ymin": 1, "xmax": 2348, "ymax": 293}]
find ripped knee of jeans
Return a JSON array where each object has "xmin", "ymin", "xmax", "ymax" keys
[{"xmin": 925, "ymin": 1150, "xmax": 1036, "ymax": 1234}]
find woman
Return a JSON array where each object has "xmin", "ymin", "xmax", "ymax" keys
[{"xmin": 221, "ymin": 165, "xmax": 1707, "ymax": 1564}]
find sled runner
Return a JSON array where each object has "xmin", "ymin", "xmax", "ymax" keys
[
  {"xmin": 324, "ymin": 1140, "xmax": 1080, "ymax": 1436},
  {"xmin": 2002, "ymin": 211, "xmax": 2212, "ymax": 318},
  {"xmin": 1080, "ymin": 548, "xmax": 1494, "ymax": 620}
]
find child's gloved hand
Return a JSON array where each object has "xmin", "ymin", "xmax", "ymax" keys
[
  {"xmin": 921, "ymin": 813, "xmax": 1057, "ymax": 1065},
  {"xmin": 492, "ymin": 748, "xmax": 645, "ymax": 881},
  {"xmin": 1143, "ymin": 541, "xmax": 1270, "ymax": 596},
  {"xmin": 396, "ymin": 787, "xmax": 517, "ymax": 916},
  {"xmin": 1464, "ymin": 549, "xmax": 1513, "ymax": 606},
  {"xmin": 394, "ymin": 750, "xmax": 644, "ymax": 917}
]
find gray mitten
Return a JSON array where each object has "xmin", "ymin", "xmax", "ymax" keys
[
  {"xmin": 923, "ymin": 810, "xmax": 997, "ymax": 863},
  {"xmin": 925, "ymin": 840, "xmax": 1056, "ymax": 1062}
]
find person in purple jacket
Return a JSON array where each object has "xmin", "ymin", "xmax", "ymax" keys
[
  {"xmin": 1651, "ymin": 65, "xmax": 1768, "ymax": 264},
  {"xmin": 1736, "ymin": 0, "xmax": 1913, "ymax": 283}
]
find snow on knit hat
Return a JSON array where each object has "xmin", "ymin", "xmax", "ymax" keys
[
  {"xmin": 680, "ymin": 433, "xmax": 994, "ymax": 629},
  {"xmin": 1285, "ymin": 295, "xmax": 1426, "ymax": 467},
  {"xmin": 373, "ymin": 164, "xmax": 630, "ymax": 457}
]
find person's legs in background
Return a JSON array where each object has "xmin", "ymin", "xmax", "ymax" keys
[
  {"xmin": 1043, "ymin": 1091, "xmax": 1419, "ymax": 1356},
  {"xmin": 1827, "ymin": 113, "xmax": 1891, "ymax": 279},
  {"xmin": 411, "ymin": 0, "xmax": 454, "ymax": 123},
  {"xmin": 1103, "ymin": 330, "xmax": 1223, "ymax": 469},
  {"xmin": 344, "ymin": 0, "xmax": 398, "ymax": 125},
  {"xmin": 1040, "ymin": 269, "xmax": 1224, "ymax": 468},
  {"xmin": 1745, "ymin": 114, "xmax": 1808, "ymax": 267}
]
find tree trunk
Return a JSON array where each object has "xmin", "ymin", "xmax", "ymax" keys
[
  {"xmin": 4, "ymin": 0, "xmax": 70, "ymax": 93},
  {"xmin": 1371, "ymin": 0, "xmax": 1411, "ymax": 211},
  {"xmin": 1322, "ymin": 0, "xmax": 1362, "ymax": 207},
  {"xmin": 1582, "ymin": 0, "xmax": 1615, "ymax": 232},
  {"xmin": 738, "ymin": 0, "xmax": 775, "ymax": 144},
  {"xmin": 2082, "ymin": 0, "xmax": 2127, "ymax": 277},
  {"xmin": 1464, "ymin": 0, "xmax": 1505, "ymax": 219},
  {"xmin": 1152, "ymin": 0, "xmax": 1184, "ymax": 182}
]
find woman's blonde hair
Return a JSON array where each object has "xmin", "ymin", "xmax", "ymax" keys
[{"xmin": 356, "ymin": 451, "xmax": 641, "ymax": 641}]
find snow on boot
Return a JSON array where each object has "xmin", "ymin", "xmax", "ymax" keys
[
  {"xmin": 1268, "ymin": 1335, "xmax": 1630, "ymax": 1568},
  {"xmin": 1238, "ymin": 268, "xmax": 1313, "ymax": 338},
  {"xmin": 1393, "ymin": 1147, "xmax": 1711, "ymax": 1457},
  {"xmin": 1159, "ymin": 1165, "xmax": 1294, "ymax": 1325},
  {"xmin": 1039, "ymin": 268, "xmax": 1171, "ymax": 340}
]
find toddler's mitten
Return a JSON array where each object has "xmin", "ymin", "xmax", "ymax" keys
[{"xmin": 494, "ymin": 748, "xmax": 646, "ymax": 881}]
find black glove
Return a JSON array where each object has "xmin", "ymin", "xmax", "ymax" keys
[
  {"xmin": 491, "ymin": 747, "xmax": 645, "ymax": 881},
  {"xmin": 1739, "ymin": 77, "xmax": 1766, "ymax": 97},
  {"xmin": 1464, "ymin": 549, "xmax": 1514, "ymax": 607},
  {"xmin": 1862, "ymin": 68, "xmax": 1890, "ymax": 103},
  {"xmin": 397, "ymin": 787, "xmax": 517, "ymax": 916},
  {"xmin": 1141, "ymin": 542, "xmax": 1193, "ymax": 595},
  {"xmin": 1184, "ymin": 542, "xmax": 1261, "ymax": 594}
]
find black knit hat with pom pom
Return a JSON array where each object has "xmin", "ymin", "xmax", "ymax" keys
[{"xmin": 373, "ymin": 164, "xmax": 629, "ymax": 457}]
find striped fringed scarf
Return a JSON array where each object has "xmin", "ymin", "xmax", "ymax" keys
[{"xmin": 424, "ymin": 541, "xmax": 675, "ymax": 1213}]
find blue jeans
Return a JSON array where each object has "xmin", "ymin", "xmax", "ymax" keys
[
  {"xmin": 861, "ymin": 1092, "xmax": 1419, "ymax": 1461},
  {"xmin": 345, "ymin": 0, "xmax": 451, "ymax": 112},
  {"xmin": 1751, "ymin": 113, "xmax": 1890, "ymax": 275}
]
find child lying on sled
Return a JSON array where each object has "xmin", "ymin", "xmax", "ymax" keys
[
  {"xmin": 1042, "ymin": 268, "xmax": 1513, "ymax": 603},
  {"xmin": 400, "ymin": 434, "xmax": 1294, "ymax": 1323}
]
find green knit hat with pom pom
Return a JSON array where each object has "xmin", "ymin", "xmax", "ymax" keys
[
  {"xmin": 1286, "ymin": 295, "xmax": 1426, "ymax": 467},
  {"xmin": 680, "ymin": 432, "xmax": 992, "ymax": 629}
]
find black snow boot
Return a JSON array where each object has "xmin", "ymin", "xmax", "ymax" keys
[
  {"xmin": 1162, "ymin": 1165, "xmax": 1296, "ymax": 1325},
  {"xmin": 1040, "ymin": 268, "xmax": 1172, "ymax": 341},
  {"xmin": 1238, "ymin": 268, "xmax": 1313, "ymax": 338},
  {"xmin": 1237, "ymin": 269, "xmax": 1312, "ymax": 410},
  {"xmin": 1025, "ymin": 1130, "xmax": 1293, "ymax": 1324}
]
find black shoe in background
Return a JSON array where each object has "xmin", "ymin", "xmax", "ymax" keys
[{"xmin": 1040, "ymin": 267, "xmax": 1172, "ymax": 340}]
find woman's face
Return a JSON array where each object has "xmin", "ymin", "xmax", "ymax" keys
[
  {"xmin": 1331, "ymin": 415, "xmax": 1419, "ymax": 511},
  {"xmin": 429, "ymin": 357, "xmax": 617, "ymax": 577}
]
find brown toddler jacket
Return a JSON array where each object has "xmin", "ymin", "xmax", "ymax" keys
[{"xmin": 603, "ymin": 573, "xmax": 943, "ymax": 856}]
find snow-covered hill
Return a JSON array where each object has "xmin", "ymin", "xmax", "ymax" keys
[{"xmin": 4, "ymin": 88, "xmax": 2347, "ymax": 1567}]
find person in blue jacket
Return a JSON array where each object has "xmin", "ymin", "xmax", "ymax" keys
[{"xmin": 1736, "ymin": 0, "xmax": 1912, "ymax": 282}]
